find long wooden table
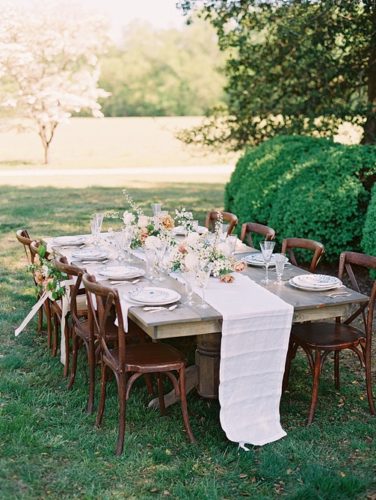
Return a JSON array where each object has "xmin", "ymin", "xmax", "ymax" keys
[{"xmin": 51, "ymin": 238, "xmax": 369, "ymax": 402}]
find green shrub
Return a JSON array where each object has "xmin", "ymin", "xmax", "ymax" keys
[
  {"xmin": 362, "ymin": 183, "xmax": 376, "ymax": 257},
  {"xmin": 225, "ymin": 136, "xmax": 376, "ymax": 261}
]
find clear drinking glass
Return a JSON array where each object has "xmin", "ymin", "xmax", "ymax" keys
[
  {"xmin": 144, "ymin": 248, "xmax": 157, "ymax": 280},
  {"xmin": 226, "ymin": 235, "xmax": 238, "ymax": 256},
  {"xmin": 195, "ymin": 263, "xmax": 212, "ymax": 309},
  {"xmin": 220, "ymin": 223, "xmax": 229, "ymax": 241},
  {"xmin": 260, "ymin": 240, "xmax": 276, "ymax": 284},
  {"xmin": 151, "ymin": 203, "xmax": 162, "ymax": 216},
  {"xmin": 274, "ymin": 254, "xmax": 288, "ymax": 284},
  {"xmin": 90, "ymin": 212, "xmax": 104, "ymax": 245},
  {"xmin": 181, "ymin": 271, "xmax": 195, "ymax": 305}
]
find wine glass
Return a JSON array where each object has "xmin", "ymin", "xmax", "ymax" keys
[
  {"xmin": 144, "ymin": 248, "xmax": 157, "ymax": 281},
  {"xmin": 194, "ymin": 262, "xmax": 212, "ymax": 309},
  {"xmin": 274, "ymin": 253, "xmax": 288, "ymax": 284},
  {"xmin": 90, "ymin": 213, "xmax": 104, "ymax": 245},
  {"xmin": 260, "ymin": 240, "xmax": 276, "ymax": 284},
  {"xmin": 181, "ymin": 271, "xmax": 195, "ymax": 305}
]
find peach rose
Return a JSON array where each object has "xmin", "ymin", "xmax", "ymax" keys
[
  {"xmin": 178, "ymin": 244, "xmax": 188, "ymax": 254},
  {"xmin": 234, "ymin": 261, "xmax": 246, "ymax": 272},
  {"xmin": 161, "ymin": 214, "xmax": 175, "ymax": 230},
  {"xmin": 220, "ymin": 274, "xmax": 235, "ymax": 283}
]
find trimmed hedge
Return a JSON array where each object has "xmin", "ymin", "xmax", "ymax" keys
[
  {"xmin": 362, "ymin": 184, "xmax": 376, "ymax": 257},
  {"xmin": 225, "ymin": 136, "xmax": 376, "ymax": 261}
]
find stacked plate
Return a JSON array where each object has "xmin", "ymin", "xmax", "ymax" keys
[
  {"xmin": 71, "ymin": 248, "xmax": 108, "ymax": 261},
  {"xmin": 128, "ymin": 287, "xmax": 181, "ymax": 306},
  {"xmin": 243, "ymin": 252, "xmax": 279, "ymax": 267},
  {"xmin": 173, "ymin": 226, "xmax": 208, "ymax": 236},
  {"xmin": 289, "ymin": 274, "xmax": 342, "ymax": 292},
  {"xmin": 52, "ymin": 235, "xmax": 86, "ymax": 246},
  {"xmin": 99, "ymin": 266, "xmax": 145, "ymax": 281}
]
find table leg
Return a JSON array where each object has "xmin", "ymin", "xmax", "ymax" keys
[
  {"xmin": 148, "ymin": 365, "xmax": 199, "ymax": 409},
  {"xmin": 195, "ymin": 333, "xmax": 221, "ymax": 399}
]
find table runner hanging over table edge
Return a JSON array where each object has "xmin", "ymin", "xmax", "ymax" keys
[{"xmin": 196, "ymin": 273, "xmax": 293, "ymax": 447}]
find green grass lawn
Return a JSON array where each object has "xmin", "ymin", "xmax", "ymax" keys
[{"xmin": 1, "ymin": 184, "xmax": 375, "ymax": 499}]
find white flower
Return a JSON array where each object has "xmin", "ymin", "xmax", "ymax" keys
[
  {"xmin": 138, "ymin": 215, "xmax": 150, "ymax": 228},
  {"xmin": 186, "ymin": 232, "xmax": 200, "ymax": 247},
  {"xmin": 144, "ymin": 235, "xmax": 161, "ymax": 250},
  {"xmin": 122, "ymin": 211, "xmax": 135, "ymax": 226},
  {"xmin": 184, "ymin": 252, "xmax": 199, "ymax": 271}
]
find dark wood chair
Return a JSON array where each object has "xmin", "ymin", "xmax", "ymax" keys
[
  {"xmin": 281, "ymin": 237, "xmax": 324, "ymax": 272},
  {"xmin": 83, "ymin": 273, "xmax": 195, "ymax": 455},
  {"xmin": 205, "ymin": 210, "xmax": 238, "ymax": 236},
  {"xmin": 17, "ymin": 229, "xmax": 46, "ymax": 334},
  {"xmin": 53, "ymin": 256, "xmax": 88, "ymax": 379},
  {"xmin": 240, "ymin": 222, "xmax": 275, "ymax": 247},
  {"xmin": 284, "ymin": 251, "xmax": 376, "ymax": 424}
]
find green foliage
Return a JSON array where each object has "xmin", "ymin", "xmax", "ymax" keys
[
  {"xmin": 362, "ymin": 184, "xmax": 376, "ymax": 257},
  {"xmin": 179, "ymin": 1, "xmax": 376, "ymax": 147},
  {"xmin": 98, "ymin": 20, "xmax": 226, "ymax": 117},
  {"xmin": 225, "ymin": 136, "xmax": 376, "ymax": 261}
]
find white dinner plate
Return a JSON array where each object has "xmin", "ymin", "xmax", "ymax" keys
[
  {"xmin": 243, "ymin": 252, "xmax": 278, "ymax": 267},
  {"xmin": 52, "ymin": 236, "xmax": 86, "ymax": 246},
  {"xmin": 99, "ymin": 266, "xmax": 145, "ymax": 280},
  {"xmin": 128, "ymin": 287, "xmax": 181, "ymax": 305},
  {"xmin": 173, "ymin": 225, "xmax": 208, "ymax": 236},
  {"xmin": 291, "ymin": 274, "xmax": 342, "ymax": 290},
  {"xmin": 71, "ymin": 249, "xmax": 108, "ymax": 261},
  {"xmin": 289, "ymin": 277, "xmax": 342, "ymax": 292}
]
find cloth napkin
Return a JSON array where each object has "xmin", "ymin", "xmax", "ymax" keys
[{"xmin": 196, "ymin": 273, "xmax": 293, "ymax": 447}]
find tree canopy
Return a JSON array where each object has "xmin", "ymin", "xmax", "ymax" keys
[
  {"xmin": 178, "ymin": 0, "xmax": 376, "ymax": 148},
  {"xmin": 99, "ymin": 20, "xmax": 226, "ymax": 117}
]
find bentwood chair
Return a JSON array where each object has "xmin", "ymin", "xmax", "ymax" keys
[
  {"xmin": 16, "ymin": 229, "xmax": 45, "ymax": 334},
  {"xmin": 281, "ymin": 237, "xmax": 325, "ymax": 273},
  {"xmin": 53, "ymin": 256, "xmax": 88, "ymax": 379},
  {"xmin": 284, "ymin": 251, "xmax": 376, "ymax": 424},
  {"xmin": 83, "ymin": 274, "xmax": 195, "ymax": 455},
  {"xmin": 240, "ymin": 222, "xmax": 275, "ymax": 248},
  {"xmin": 205, "ymin": 211, "xmax": 238, "ymax": 236},
  {"xmin": 28, "ymin": 239, "xmax": 59, "ymax": 350}
]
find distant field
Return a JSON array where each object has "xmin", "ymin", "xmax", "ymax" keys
[{"xmin": 0, "ymin": 117, "xmax": 237, "ymax": 169}]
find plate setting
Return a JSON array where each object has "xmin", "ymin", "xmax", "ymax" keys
[
  {"xmin": 52, "ymin": 235, "xmax": 86, "ymax": 246},
  {"xmin": 243, "ymin": 252, "xmax": 281, "ymax": 267},
  {"xmin": 289, "ymin": 274, "xmax": 342, "ymax": 291},
  {"xmin": 71, "ymin": 249, "xmax": 108, "ymax": 261},
  {"xmin": 172, "ymin": 225, "xmax": 208, "ymax": 236},
  {"xmin": 128, "ymin": 287, "xmax": 181, "ymax": 306},
  {"xmin": 99, "ymin": 266, "xmax": 145, "ymax": 281}
]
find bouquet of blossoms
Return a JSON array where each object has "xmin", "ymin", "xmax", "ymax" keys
[
  {"xmin": 28, "ymin": 243, "xmax": 67, "ymax": 300},
  {"xmin": 122, "ymin": 191, "xmax": 175, "ymax": 248},
  {"xmin": 169, "ymin": 226, "xmax": 245, "ymax": 282},
  {"xmin": 174, "ymin": 208, "xmax": 195, "ymax": 232}
]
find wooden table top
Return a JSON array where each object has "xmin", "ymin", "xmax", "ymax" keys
[{"xmin": 50, "ymin": 238, "xmax": 369, "ymax": 340}]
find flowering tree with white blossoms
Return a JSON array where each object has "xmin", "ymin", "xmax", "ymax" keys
[{"xmin": 0, "ymin": 1, "xmax": 110, "ymax": 164}]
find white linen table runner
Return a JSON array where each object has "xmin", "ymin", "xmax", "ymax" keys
[{"xmin": 197, "ymin": 273, "xmax": 293, "ymax": 447}]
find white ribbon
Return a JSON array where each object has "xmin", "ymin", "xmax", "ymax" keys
[{"xmin": 15, "ymin": 291, "xmax": 51, "ymax": 336}]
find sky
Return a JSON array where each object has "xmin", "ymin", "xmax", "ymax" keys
[{"xmin": 76, "ymin": 0, "xmax": 187, "ymax": 41}]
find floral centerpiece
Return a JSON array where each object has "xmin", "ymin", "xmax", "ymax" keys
[
  {"xmin": 174, "ymin": 208, "xmax": 194, "ymax": 232},
  {"xmin": 28, "ymin": 242, "xmax": 67, "ymax": 300},
  {"xmin": 169, "ymin": 214, "xmax": 245, "ymax": 282}
]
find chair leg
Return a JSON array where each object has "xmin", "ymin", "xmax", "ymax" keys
[
  {"xmin": 364, "ymin": 345, "xmax": 376, "ymax": 415},
  {"xmin": 144, "ymin": 374, "xmax": 154, "ymax": 395},
  {"xmin": 45, "ymin": 301, "xmax": 52, "ymax": 349},
  {"xmin": 52, "ymin": 313, "xmax": 59, "ymax": 357},
  {"xmin": 179, "ymin": 367, "xmax": 195, "ymax": 443},
  {"xmin": 116, "ymin": 375, "xmax": 127, "ymax": 456},
  {"xmin": 307, "ymin": 349, "xmax": 321, "ymax": 425},
  {"xmin": 157, "ymin": 373, "xmax": 166, "ymax": 416},
  {"xmin": 86, "ymin": 340, "xmax": 96, "ymax": 414},
  {"xmin": 282, "ymin": 341, "xmax": 297, "ymax": 393},
  {"xmin": 37, "ymin": 306, "xmax": 43, "ymax": 333},
  {"xmin": 96, "ymin": 361, "xmax": 108, "ymax": 427},
  {"xmin": 63, "ymin": 324, "xmax": 71, "ymax": 378},
  {"xmin": 68, "ymin": 332, "xmax": 79, "ymax": 389},
  {"xmin": 334, "ymin": 351, "xmax": 340, "ymax": 390}
]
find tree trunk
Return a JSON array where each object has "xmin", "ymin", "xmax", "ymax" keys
[
  {"xmin": 361, "ymin": 5, "xmax": 376, "ymax": 145},
  {"xmin": 43, "ymin": 142, "xmax": 49, "ymax": 165}
]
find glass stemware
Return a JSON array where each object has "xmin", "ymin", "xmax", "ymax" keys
[
  {"xmin": 260, "ymin": 240, "xmax": 276, "ymax": 284},
  {"xmin": 90, "ymin": 212, "xmax": 104, "ymax": 245},
  {"xmin": 194, "ymin": 262, "xmax": 212, "ymax": 309},
  {"xmin": 274, "ymin": 253, "xmax": 288, "ymax": 284},
  {"xmin": 144, "ymin": 248, "xmax": 157, "ymax": 281},
  {"xmin": 181, "ymin": 271, "xmax": 195, "ymax": 305}
]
